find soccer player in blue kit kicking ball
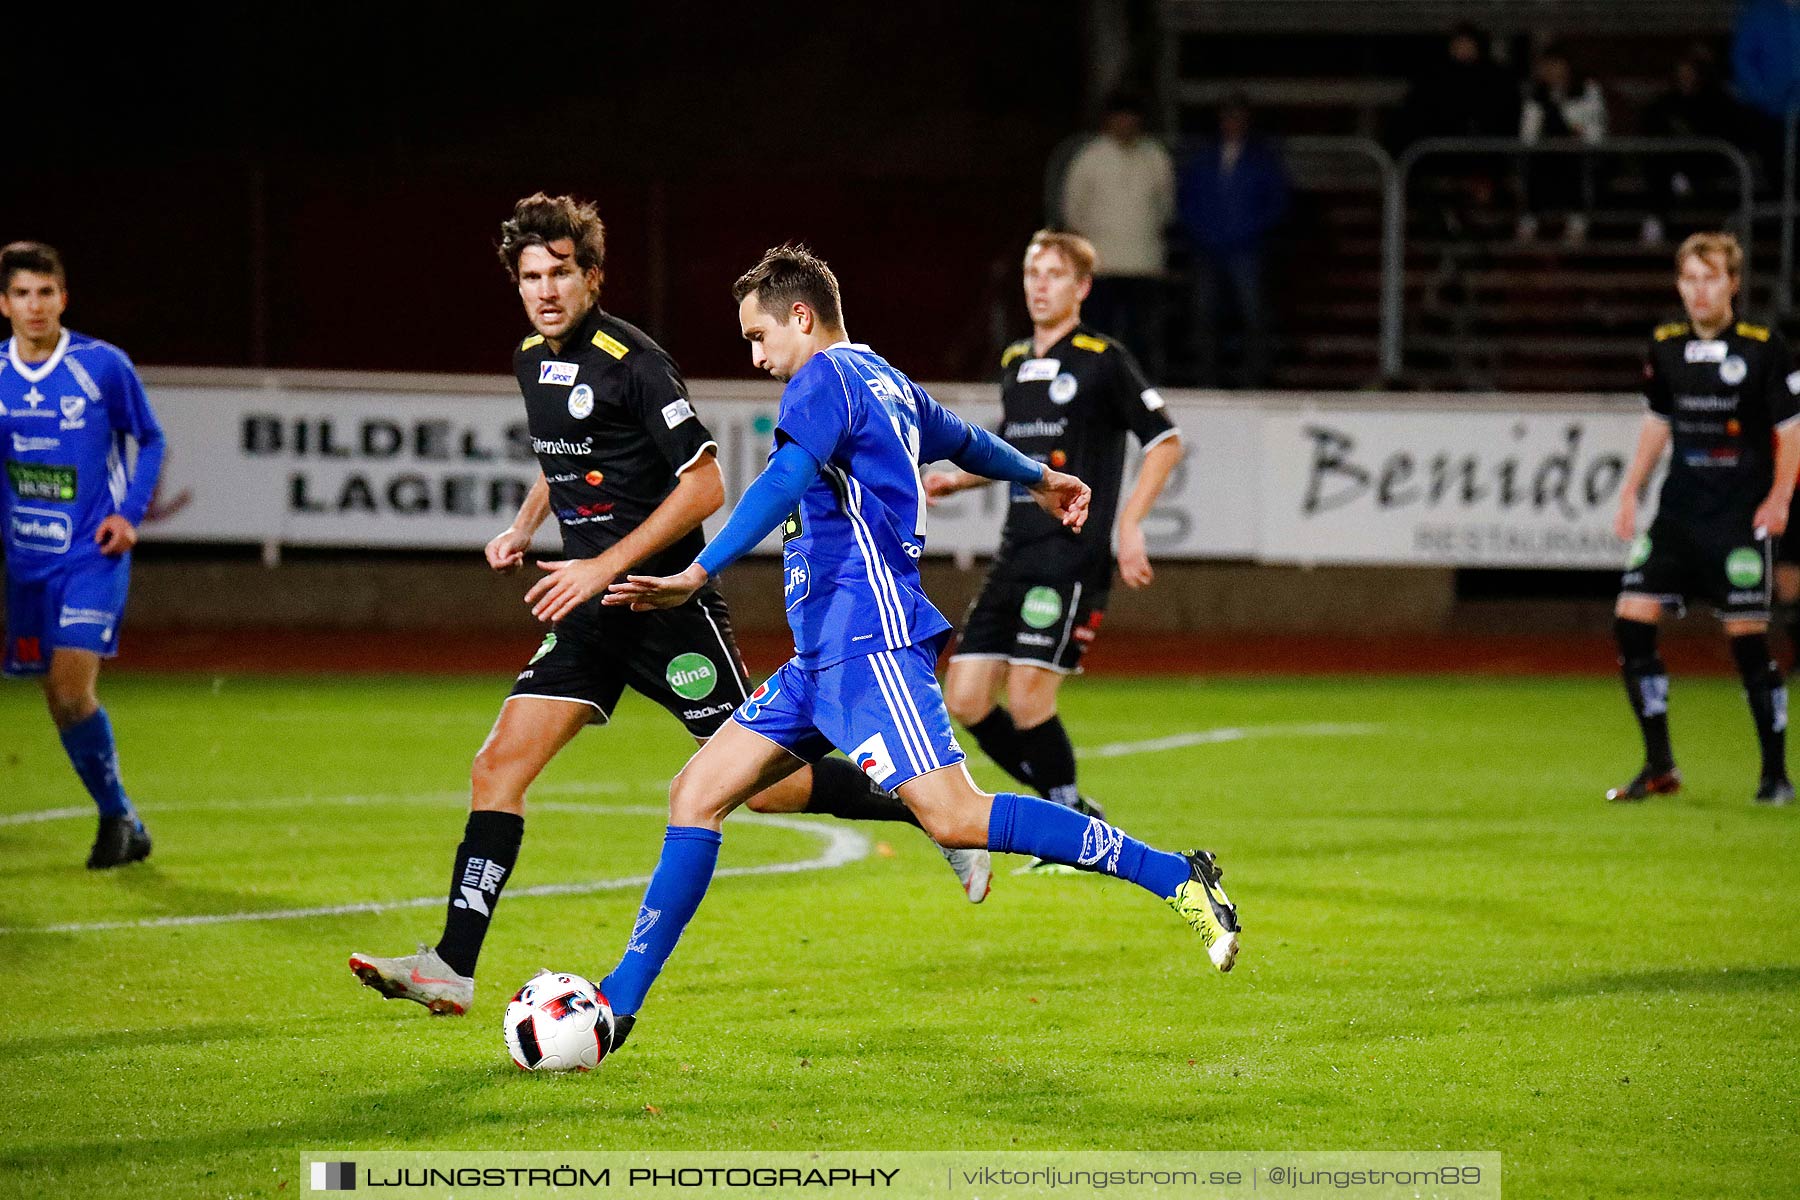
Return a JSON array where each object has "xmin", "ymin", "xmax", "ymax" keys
[
  {"xmin": 591, "ymin": 245, "xmax": 1240, "ymax": 1050},
  {"xmin": 0, "ymin": 242, "xmax": 165, "ymax": 867}
]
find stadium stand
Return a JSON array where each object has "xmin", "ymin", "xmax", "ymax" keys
[{"xmin": 1156, "ymin": 0, "xmax": 1796, "ymax": 391}]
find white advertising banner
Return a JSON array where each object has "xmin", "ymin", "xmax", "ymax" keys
[
  {"xmin": 1257, "ymin": 405, "xmax": 1650, "ymax": 567},
  {"xmin": 145, "ymin": 384, "xmax": 548, "ymax": 549},
  {"xmin": 136, "ymin": 373, "xmax": 1260, "ymax": 558},
  {"xmin": 133, "ymin": 371, "xmax": 1647, "ymax": 567}
]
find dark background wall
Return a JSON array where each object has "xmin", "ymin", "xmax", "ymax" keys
[{"xmin": 3, "ymin": 5, "xmax": 1083, "ymax": 379}]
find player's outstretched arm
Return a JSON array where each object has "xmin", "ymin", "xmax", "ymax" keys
[
  {"xmin": 923, "ymin": 468, "xmax": 993, "ymax": 506},
  {"xmin": 487, "ymin": 473, "xmax": 549, "ymax": 573},
  {"xmin": 605, "ymin": 440, "xmax": 820, "ymax": 612},
  {"xmin": 1028, "ymin": 468, "xmax": 1091, "ymax": 532},
  {"xmin": 529, "ymin": 452, "xmax": 726, "ymax": 622},
  {"xmin": 939, "ymin": 420, "xmax": 1090, "ymax": 532},
  {"xmin": 604, "ymin": 563, "xmax": 711, "ymax": 612}
]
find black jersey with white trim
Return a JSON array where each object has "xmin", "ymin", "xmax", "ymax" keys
[
  {"xmin": 1643, "ymin": 317, "xmax": 1800, "ymax": 521},
  {"xmin": 512, "ymin": 307, "xmax": 717, "ymax": 574},
  {"xmin": 989, "ymin": 324, "xmax": 1176, "ymax": 581}
]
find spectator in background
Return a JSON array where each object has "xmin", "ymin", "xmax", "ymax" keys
[
  {"xmin": 1400, "ymin": 22, "xmax": 1520, "ymax": 143},
  {"xmin": 1518, "ymin": 44, "xmax": 1609, "ymax": 243},
  {"xmin": 1641, "ymin": 54, "xmax": 1743, "ymax": 244},
  {"xmin": 1731, "ymin": 0, "xmax": 1800, "ymax": 187},
  {"xmin": 1176, "ymin": 94, "xmax": 1289, "ymax": 388},
  {"xmin": 1397, "ymin": 23, "xmax": 1521, "ymax": 237},
  {"xmin": 1060, "ymin": 90, "xmax": 1175, "ymax": 380}
]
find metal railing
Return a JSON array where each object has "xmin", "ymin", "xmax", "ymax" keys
[{"xmin": 1381, "ymin": 136, "xmax": 1758, "ymax": 379}]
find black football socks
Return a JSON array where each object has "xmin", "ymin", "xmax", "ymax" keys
[
  {"xmin": 1615, "ymin": 618, "xmax": 1675, "ymax": 771},
  {"xmin": 966, "ymin": 706, "xmax": 1035, "ymax": 789},
  {"xmin": 435, "ymin": 809, "xmax": 524, "ymax": 978},
  {"xmin": 806, "ymin": 756, "xmax": 920, "ymax": 826},
  {"xmin": 1015, "ymin": 714, "xmax": 1082, "ymax": 809},
  {"xmin": 1730, "ymin": 632, "xmax": 1789, "ymax": 781}
]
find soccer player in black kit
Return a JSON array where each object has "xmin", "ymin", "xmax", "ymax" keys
[
  {"xmin": 1611, "ymin": 232, "xmax": 1800, "ymax": 806},
  {"xmin": 929, "ymin": 232, "xmax": 1185, "ymax": 864},
  {"xmin": 349, "ymin": 195, "xmax": 990, "ymax": 1018}
]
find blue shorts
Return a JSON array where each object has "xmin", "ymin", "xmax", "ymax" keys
[
  {"xmin": 733, "ymin": 637, "xmax": 967, "ymax": 790},
  {"xmin": 3, "ymin": 556, "xmax": 131, "ymax": 676}
]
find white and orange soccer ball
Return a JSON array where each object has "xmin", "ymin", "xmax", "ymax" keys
[{"xmin": 502, "ymin": 971, "xmax": 615, "ymax": 1072}]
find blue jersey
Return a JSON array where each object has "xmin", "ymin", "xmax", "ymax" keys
[
  {"xmin": 0, "ymin": 330, "xmax": 165, "ymax": 582},
  {"xmin": 774, "ymin": 342, "xmax": 976, "ymax": 669}
]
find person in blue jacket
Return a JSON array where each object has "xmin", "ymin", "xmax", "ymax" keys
[{"xmin": 1176, "ymin": 96, "xmax": 1290, "ymax": 388}]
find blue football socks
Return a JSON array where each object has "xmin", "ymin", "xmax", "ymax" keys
[
  {"xmin": 59, "ymin": 708, "xmax": 136, "ymax": 822},
  {"xmin": 600, "ymin": 826, "xmax": 723, "ymax": 1016},
  {"xmin": 986, "ymin": 791, "xmax": 1189, "ymax": 898}
]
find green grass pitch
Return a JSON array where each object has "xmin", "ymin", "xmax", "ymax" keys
[{"xmin": 0, "ymin": 671, "xmax": 1795, "ymax": 1198}]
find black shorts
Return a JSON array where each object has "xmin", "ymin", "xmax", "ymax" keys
[
  {"xmin": 1621, "ymin": 516, "xmax": 1774, "ymax": 621},
  {"xmin": 950, "ymin": 574, "xmax": 1108, "ymax": 675},
  {"xmin": 507, "ymin": 587, "xmax": 751, "ymax": 738}
]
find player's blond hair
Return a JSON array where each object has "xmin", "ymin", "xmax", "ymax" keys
[
  {"xmin": 1675, "ymin": 231, "xmax": 1742, "ymax": 280},
  {"xmin": 1026, "ymin": 230, "xmax": 1098, "ymax": 280}
]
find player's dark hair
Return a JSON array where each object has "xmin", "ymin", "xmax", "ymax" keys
[
  {"xmin": 498, "ymin": 193, "xmax": 606, "ymax": 282},
  {"xmin": 732, "ymin": 244, "xmax": 844, "ymax": 330},
  {"xmin": 0, "ymin": 241, "xmax": 66, "ymax": 289}
]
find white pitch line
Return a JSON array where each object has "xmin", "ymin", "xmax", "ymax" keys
[
  {"xmin": 0, "ymin": 779, "xmax": 629, "ymax": 827},
  {"xmin": 0, "ymin": 806, "xmax": 867, "ymax": 935},
  {"xmin": 1080, "ymin": 722, "xmax": 1380, "ymax": 759},
  {"xmin": 0, "ymin": 723, "xmax": 1377, "ymax": 828},
  {"xmin": 0, "ymin": 721, "xmax": 1377, "ymax": 933},
  {"xmin": 0, "ymin": 806, "xmax": 91, "ymax": 827}
]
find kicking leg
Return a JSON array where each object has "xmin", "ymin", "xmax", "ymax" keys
[
  {"xmin": 1003, "ymin": 663, "xmax": 1103, "ymax": 875},
  {"xmin": 598, "ymin": 720, "xmax": 802, "ymax": 1022},
  {"xmin": 349, "ymin": 697, "xmax": 590, "ymax": 1013},
  {"xmin": 898, "ymin": 762, "xmax": 1239, "ymax": 972},
  {"xmin": 743, "ymin": 756, "xmax": 991, "ymax": 903},
  {"xmin": 45, "ymin": 649, "xmax": 149, "ymax": 869}
]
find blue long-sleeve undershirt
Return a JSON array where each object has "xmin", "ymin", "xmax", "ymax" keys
[
  {"xmin": 949, "ymin": 423, "xmax": 1045, "ymax": 487},
  {"xmin": 695, "ymin": 440, "xmax": 821, "ymax": 578},
  {"xmin": 693, "ymin": 421, "xmax": 1045, "ymax": 580}
]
